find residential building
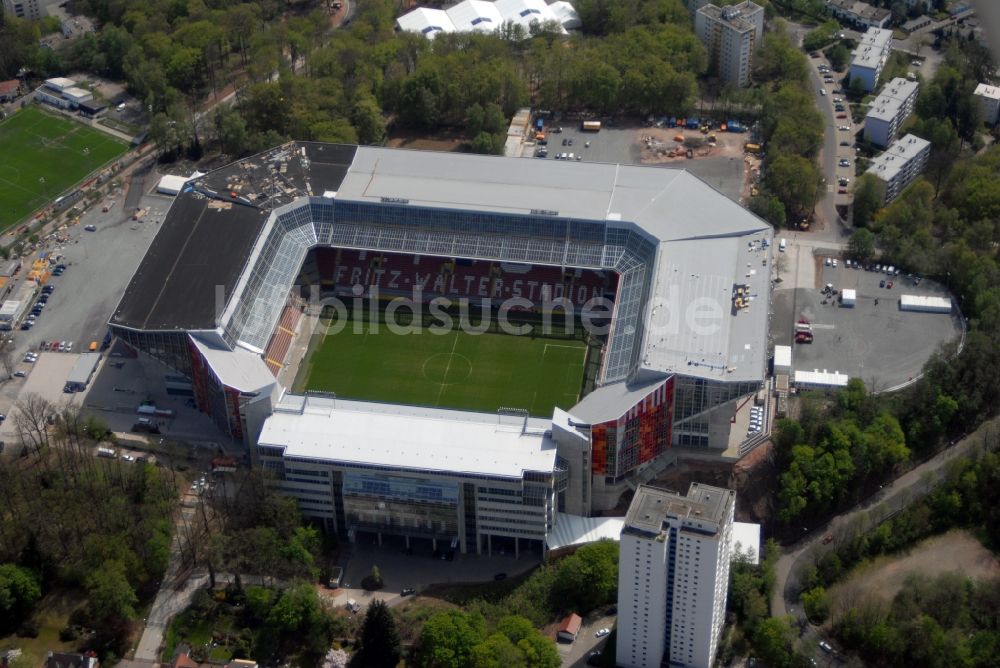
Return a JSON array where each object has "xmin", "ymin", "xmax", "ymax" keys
[
  {"xmin": 973, "ymin": 82, "xmax": 1000, "ymax": 126},
  {"xmin": 863, "ymin": 77, "xmax": 920, "ymax": 147},
  {"xmin": 867, "ymin": 133, "xmax": 931, "ymax": 203},
  {"xmin": 616, "ymin": 483, "xmax": 736, "ymax": 668},
  {"xmin": 826, "ymin": 0, "xmax": 890, "ymax": 29},
  {"xmin": 695, "ymin": 2, "xmax": 764, "ymax": 88},
  {"xmin": 2, "ymin": 0, "xmax": 42, "ymax": 21},
  {"xmin": 901, "ymin": 14, "xmax": 933, "ymax": 33},
  {"xmin": 848, "ymin": 27, "xmax": 894, "ymax": 92},
  {"xmin": 0, "ymin": 79, "xmax": 19, "ymax": 102}
]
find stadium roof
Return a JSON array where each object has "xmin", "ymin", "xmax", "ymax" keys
[
  {"xmin": 569, "ymin": 376, "xmax": 669, "ymax": 424},
  {"xmin": 338, "ymin": 147, "xmax": 766, "ymax": 242},
  {"xmin": 733, "ymin": 521, "xmax": 761, "ymax": 564},
  {"xmin": 259, "ymin": 392, "xmax": 557, "ymax": 479},
  {"xmin": 112, "ymin": 141, "xmax": 770, "ymax": 388},
  {"xmin": 547, "ymin": 513, "xmax": 625, "ymax": 552},
  {"xmin": 191, "ymin": 336, "xmax": 277, "ymax": 393}
]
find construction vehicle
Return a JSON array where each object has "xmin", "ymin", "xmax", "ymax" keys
[{"xmin": 581, "ymin": 120, "xmax": 601, "ymax": 132}]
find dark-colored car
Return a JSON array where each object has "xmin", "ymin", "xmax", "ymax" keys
[
  {"xmin": 401, "ymin": 588, "xmax": 416, "ymax": 597},
  {"xmin": 494, "ymin": 572, "xmax": 507, "ymax": 581},
  {"xmin": 879, "ymin": 279, "xmax": 886, "ymax": 288}
]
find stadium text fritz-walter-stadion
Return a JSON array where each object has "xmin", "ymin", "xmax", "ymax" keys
[{"xmin": 111, "ymin": 142, "xmax": 772, "ymax": 556}]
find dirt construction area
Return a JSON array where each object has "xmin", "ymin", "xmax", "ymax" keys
[
  {"xmin": 638, "ymin": 126, "xmax": 747, "ymax": 164},
  {"xmin": 826, "ymin": 530, "xmax": 1000, "ymax": 617}
]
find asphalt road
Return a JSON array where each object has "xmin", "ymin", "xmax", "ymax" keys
[{"xmin": 771, "ymin": 418, "xmax": 1000, "ymax": 658}]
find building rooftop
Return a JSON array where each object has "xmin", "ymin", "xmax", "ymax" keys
[
  {"xmin": 258, "ymin": 392, "xmax": 557, "ymax": 479},
  {"xmin": 867, "ymin": 133, "xmax": 930, "ymax": 182},
  {"xmin": 191, "ymin": 336, "xmax": 277, "ymax": 393},
  {"xmin": 623, "ymin": 483, "xmax": 734, "ymax": 538},
  {"xmin": 865, "ymin": 78, "xmax": 919, "ymax": 123},
  {"xmin": 696, "ymin": 1, "xmax": 760, "ymax": 34},
  {"xmin": 974, "ymin": 82, "xmax": 1000, "ymax": 101},
  {"xmin": 0, "ymin": 80, "xmax": 18, "ymax": 95},
  {"xmin": 569, "ymin": 376, "xmax": 669, "ymax": 424},
  {"xmin": 828, "ymin": 0, "xmax": 889, "ymax": 22},
  {"xmin": 851, "ymin": 27, "xmax": 893, "ymax": 71}
]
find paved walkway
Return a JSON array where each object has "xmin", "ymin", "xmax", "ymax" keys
[{"xmin": 772, "ymin": 417, "xmax": 1000, "ymax": 620}]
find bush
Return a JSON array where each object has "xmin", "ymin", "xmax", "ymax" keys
[
  {"xmin": 801, "ymin": 586, "xmax": 830, "ymax": 624},
  {"xmin": 59, "ymin": 626, "xmax": 79, "ymax": 642},
  {"xmin": 16, "ymin": 620, "xmax": 39, "ymax": 638}
]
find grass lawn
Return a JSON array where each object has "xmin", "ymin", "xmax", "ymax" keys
[
  {"xmin": 0, "ymin": 589, "xmax": 86, "ymax": 661},
  {"xmin": 296, "ymin": 323, "xmax": 587, "ymax": 417},
  {"xmin": 0, "ymin": 106, "xmax": 128, "ymax": 229}
]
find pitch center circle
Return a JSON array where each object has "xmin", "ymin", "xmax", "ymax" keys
[{"xmin": 422, "ymin": 353, "xmax": 472, "ymax": 385}]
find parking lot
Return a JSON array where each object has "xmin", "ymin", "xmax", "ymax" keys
[
  {"xmin": 772, "ymin": 258, "xmax": 963, "ymax": 392},
  {"xmin": 81, "ymin": 345, "xmax": 227, "ymax": 447},
  {"xmin": 527, "ymin": 122, "xmax": 746, "ymax": 202},
  {"xmin": 0, "ymin": 167, "xmax": 170, "ymax": 426}
]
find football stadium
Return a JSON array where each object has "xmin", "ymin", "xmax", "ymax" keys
[{"xmin": 111, "ymin": 142, "xmax": 772, "ymax": 556}]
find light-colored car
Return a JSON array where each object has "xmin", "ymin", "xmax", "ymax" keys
[
  {"xmin": 595, "ymin": 628, "xmax": 610, "ymax": 638},
  {"xmin": 58, "ymin": 341, "xmax": 66, "ymax": 352},
  {"xmin": 66, "ymin": 342, "xmax": 73, "ymax": 352}
]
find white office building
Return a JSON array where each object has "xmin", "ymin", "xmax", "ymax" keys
[
  {"xmin": 849, "ymin": 27, "xmax": 893, "ymax": 92},
  {"xmin": 973, "ymin": 82, "xmax": 1000, "ymax": 126},
  {"xmin": 864, "ymin": 77, "xmax": 920, "ymax": 147},
  {"xmin": 617, "ymin": 483, "xmax": 736, "ymax": 668},
  {"xmin": 867, "ymin": 133, "xmax": 931, "ymax": 203},
  {"xmin": 694, "ymin": 2, "xmax": 764, "ymax": 88}
]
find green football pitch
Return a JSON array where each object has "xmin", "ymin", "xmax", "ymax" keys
[
  {"xmin": 297, "ymin": 324, "xmax": 588, "ymax": 417},
  {"xmin": 0, "ymin": 106, "xmax": 129, "ymax": 229}
]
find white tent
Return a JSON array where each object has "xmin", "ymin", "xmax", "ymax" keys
[
  {"xmin": 395, "ymin": 7, "xmax": 455, "ymax": 37},
  {"xmin": 446, "ymin": 0, "xmax": 503, "ymax": 32},
  {"xmin": 549, "ymin": 0, "xmax": 581, "ymax": 29}
]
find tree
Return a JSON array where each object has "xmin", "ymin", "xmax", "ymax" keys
[
  {"xmin": 470, "ymin": 131, "xmax": 496, "ymax": 155},
  {"xmin": 356, "ymin": 600, "xmax": 401, "ymax": 668},
  {"xmin": 85, "ymin": 560, "xmax": 138, "ymax": 629},
  {"xmin": 749, "ymin": 194, "xmax": 786, "ymax": 228},
  {"xmin": 827, "ymin": 44, "xmax": 850, "ymax": 71},
  {"xmin": 414, "ymin": 610, "xmax": 487, "ymax": 668},
  {"xmin": 551, "ymin": 540, "xmax": 618, "ymax": 612},
  {"xmin": 852, "ymin": 174, "xmax": 884, "ymax": 227},
  {"xmin": 765, "ymin": 154, "xmax": 821, "ymax": 217},
  {"xmin": 848, "ymin": 228, "xmax": 876, "ymax": 263},
  {"xmin": 801, "ymin": 586, "xmax": 830, "ymax": 623},
  {"xmin": 352, "ymin": 92, "xmax": 386, "ymax": 145},
  {"xmin": 0, "ymin": 564, "xmax": 41, "ymax": 628}
]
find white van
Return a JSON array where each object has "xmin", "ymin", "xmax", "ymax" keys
[{"xmin": 779, "ymin": 238, "xmax": 787, "ymax": 252}]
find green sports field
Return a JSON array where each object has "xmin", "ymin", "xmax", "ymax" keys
[
  {"xmin": 0, "ymin": 106, "xmax": 129, "ymax": 229},
  {"xmin": 296, "ymin": 324, "xmax": 588, "ymax": 417}
]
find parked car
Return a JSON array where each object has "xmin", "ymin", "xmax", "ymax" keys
[
  {"xmin": 838, "ymin": 125, "xmax": 851, "ymax": 131},
  {"xmin": 400, "ymin": 587, "xmax": 416, "ymax": 597},
  {"xmin": 836, "ymin": 113, "xmax": 847, "ymax": 119},
  {"xmin": 84, "ymin": 224, "xmax": 96, "ymax": 232},
  {"xmin": 887, "ymin": 281, "xmax": 893, "ymax": 289},
  {"xmin": 879, "ymin": 279, "xmax": 886, "ymax": 288},
  {"xmin": 595, "ymin": 628, "xmax": 610, "ymax": 638},
  {"xmin": 13, "ymin": 371, "xmax": 25, "ymax": 378},
  {"xmin": 494, "ymin": 572, "xmax": 507, "ymax": 581}
]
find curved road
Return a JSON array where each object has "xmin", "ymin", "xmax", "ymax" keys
[{"xmin": 771, "ymin": 419, "xmax": 1000, "ymax": 647}]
